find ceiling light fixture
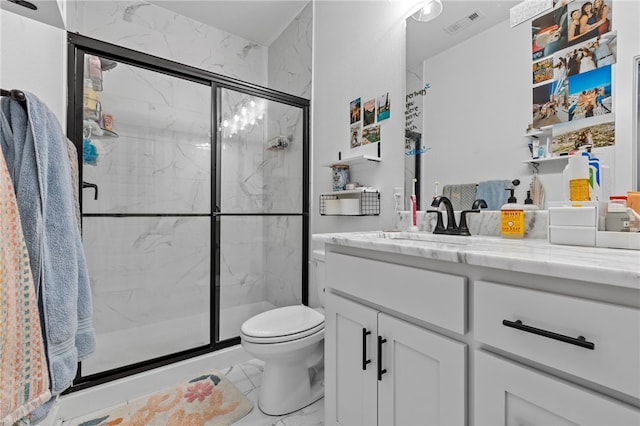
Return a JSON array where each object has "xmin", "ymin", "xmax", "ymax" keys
[{"xmin": 411, "ymin": 0, "xmax": 443, "ymax": 23}]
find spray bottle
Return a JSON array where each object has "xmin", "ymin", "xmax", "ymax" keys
[{"xmin": 562, "ymin": 154, "xmax": 590, "ymax": 201}]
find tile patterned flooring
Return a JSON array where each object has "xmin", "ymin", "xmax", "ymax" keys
[{"xmin": 222, "ymin": 359, "xmax": 325, "ymax": 426}]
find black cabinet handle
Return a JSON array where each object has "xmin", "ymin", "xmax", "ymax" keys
[
  {"xmin": 377, "ymin": 336, "xmax": 387, "ymax": 381},
  {"xmin": 362, "ymin": 328, "xmax": 372, "ymax": 371},
  {"xmin": 503, "ymin": 319, "xmax": 595, "ymax": 350}
]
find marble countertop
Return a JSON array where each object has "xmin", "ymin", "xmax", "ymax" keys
[{"xmin": 313, "ymin": 231, "xmax": 640, "ymax": 290}]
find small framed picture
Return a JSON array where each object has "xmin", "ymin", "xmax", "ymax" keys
[
  {"xmin": 350, "ymin": 124, "xmax": 362, "ymax": 148},
  {"xmin": 377, "ymin": 92, "xmax": 390, "ymax": 121},
  {"xmin": 350, "ymin": 97, "xmax": 361, "ymax": 124}
]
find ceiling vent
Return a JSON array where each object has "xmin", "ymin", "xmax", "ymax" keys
[{"xmin": 443, "ymin": 9, "xmax": 485, "ymax": 35}]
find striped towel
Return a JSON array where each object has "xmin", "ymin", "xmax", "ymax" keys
[
  {"xmin": 442, "ymin": 183, "xmax": 477, "ymax": 211},
  {"xmin": 0, "ymin": 144, "xmax": 50, "ymax": 425}
]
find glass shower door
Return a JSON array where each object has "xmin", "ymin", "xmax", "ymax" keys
[
  {"xmin": 79, "ymin": 53, "xmax": 212, "ymax": 376},
  {"xmin": 216, "ymin": 87, "xmax": 306, "ymax": 341}
]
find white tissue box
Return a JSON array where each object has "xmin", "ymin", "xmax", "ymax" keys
[
  {"xmin": 597, "ymin": 231, "xmax": 640, "ymax": 250},
  {"xmin": 548, "ymin": 206, "xmax": 597, "ymax": 227},
  {"xmin": 324, "ymin": 199, "xmax": 341, "ymax": 215},
  {"xmin": 549, "ymin": 225, "xmax": 596, "ymax": 247},
  {"xmin": 341, "ymin": 199, "xmax": 361, "ymax": 215}
]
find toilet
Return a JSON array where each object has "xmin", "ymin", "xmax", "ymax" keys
[{"xmin": 240, "ymin": 249, "xmax": 326, "ymax": 416}]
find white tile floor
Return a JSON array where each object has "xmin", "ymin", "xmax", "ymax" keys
[{"xmin": 222, "ymin": 359, "xmax": 325, "ymax": 426}]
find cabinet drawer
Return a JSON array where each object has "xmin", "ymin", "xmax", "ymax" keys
[
  {"xmin": 326, "ymin": 252, "xmax": 466, "ymax": 334},
  {"xmin": 475, "ymin": 350, "xmax": 640, "ymax": 426},
  {"xmin": 474, "ymin": 280, "xmax": 640, "ymax": 398}
]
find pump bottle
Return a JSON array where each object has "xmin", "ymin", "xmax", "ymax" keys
[{"xmin": 501, "ymin": 188, "xmax": 524, "ymax": 238}]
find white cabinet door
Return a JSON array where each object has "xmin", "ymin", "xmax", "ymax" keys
[
  {"xmin": 377, "ymin": 313, "xmax": 467, "ymax": 426},
  {"xmin": 475, "ymin": 350, "xmax": 640, "ymax": 426},
  {"xmin": 325, "ymin": 292, "xmax": 378, "ymax": 426}
]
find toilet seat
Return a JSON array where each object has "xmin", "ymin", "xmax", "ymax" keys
[{"xmin": 241, "ymin": 305, "xmax": 325, "ymax": 344}]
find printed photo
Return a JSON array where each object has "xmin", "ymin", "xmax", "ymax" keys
[
  {"xmin": 532, "ymin": 5, "xmax": 568, "ymax": 60},
  {"xmin": 362, "ymin": 125, "xmax": 381, "ymax": 145},
  {"xmin": 551, "ymin": 114, "xmax": 615, "ymax": 154},
  {"xmin": 350, "ymin": 123, "xmax": 361, "ymax": 148},
  {"xmin": 363, "ymin": 98, "xmax": 376, "ymax": 126},
  {"xmin": 553, "ymin": 30, "xmax": 616, "ymax": 80},
  {"xmin": 533, "ymin": 57, "xmax": 554, "ymax": 84},
  {"xmin": 377, "ymin": 93, "xmax": 390, "ymax": 122},
  {"xmin": 566, "ymin": 65, "xmax": 612, "ymax": 122},
  {"xmin": 566, "ymin": 0, "xmax": 612, "ymax": 48},
  {"xmin": 532, "ymin": 79, "xmax": 566, "ymax": 128},
  {"xmin": 350, "ymin": 98, "xmax": 361, "ymax": 124}
]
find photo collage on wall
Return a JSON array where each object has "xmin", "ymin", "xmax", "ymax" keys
[
  {"xmin": 350, "ymin": 92, "xmax": 389, "ymax": 149},
  {"xmin": 530, "ymin": 0, "xmax": 616, "ymax": 154}
]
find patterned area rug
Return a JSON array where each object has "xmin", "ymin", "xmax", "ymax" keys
[{"xmin": 66, "ymin": 370, "xmax": 253, "ymax": 426}]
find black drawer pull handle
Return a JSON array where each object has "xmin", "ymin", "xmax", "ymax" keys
[
  {"xmin": 377, "ymin": 336, "xmax": 387, "ymax": 381},
  {"xmin": 362, "ymin": 328, "xmax": 372, "ymax": 370},
  {"xmin": 503, "ymin": 319, "xmax": 595, "ymax": 350}
]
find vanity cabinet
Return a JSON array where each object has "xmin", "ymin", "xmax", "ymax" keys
[
  {"xmin": 324, "ymin": 251, "xmax": 467, "ymax": 425},
  {"xmin": 320, "ymin": 237, "xmax": 640, "ymax": 425},
  {"xmin": 325, "ymin": 292, "xmax": 466, "ymax": 426}
]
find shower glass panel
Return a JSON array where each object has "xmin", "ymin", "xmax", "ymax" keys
[
  {"xmin": 218, "ymin": 216, "xmax": 303, "ymax": 341},
  {"xmin": 80, "ymin": 54, "xmax": 212, "ymax": 376},
  {"xmin": 217, "ymin": 88, "xmax": 305, "ymax": 340}
]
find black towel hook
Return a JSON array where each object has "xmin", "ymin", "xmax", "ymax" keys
[
  {"xmin": 0, "ymin": 88, "xmax": 26, "ymax": 102},
  {"xmin": 1, "ymin": 88, "xmax": 27, "ymax": 113}
]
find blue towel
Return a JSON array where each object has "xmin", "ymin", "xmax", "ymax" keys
[
  {"xmin": 0, "ymin": 93, "xmax": 95, "ymax": 422},
  {"xmin": 476, "ymin": 180, "xmax": 511, "ymax": 210}
]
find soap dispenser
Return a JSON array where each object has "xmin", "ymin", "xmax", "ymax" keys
[
  {"xmin": 501, "ymin": 188, "xmax": 524, "ymax": 239},
  {"xmin": 523, "ymin": 190, "xmax": 539, "ymax": 210}
]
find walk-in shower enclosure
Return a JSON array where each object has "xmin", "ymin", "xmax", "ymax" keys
[{"xmin": 67, "ymin": 34, "xmax": 309, "ymax": 389}]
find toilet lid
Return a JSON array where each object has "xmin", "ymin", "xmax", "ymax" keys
[{"xmin": 241, "ymin": 305, "xmax": 324, "ymax": 342}]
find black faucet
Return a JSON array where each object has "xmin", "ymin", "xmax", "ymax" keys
[
  {"xmin": 430, "ymin": 196, "xmax": 458, "ymax": 234},
  {"xmin": 425, "ymin": 209, "xmax": 445, "ymax": 233},
  {"xmin": 458, "ymin": 199, "xmax": 487, "ymax": 236},
  {"xmin": 471, "ymin": 199, "xmax": 488, "ymax": 210}
]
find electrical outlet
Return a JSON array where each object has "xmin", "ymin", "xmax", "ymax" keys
[{"xmin": 393, "ymin": 186, "xmax": 404, "ymax": 210}]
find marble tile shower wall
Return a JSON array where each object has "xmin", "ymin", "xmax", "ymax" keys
[
  {"xmin": 264, "ymin": 2, "xmax": 312, "ymax": 307},
  {"xmin": 268, "ymin": 2, "xmax": 313, "ymax": 98},
  {"xmin": 68, "ymin": 0, "xmax": 268, "ymax": 86}
]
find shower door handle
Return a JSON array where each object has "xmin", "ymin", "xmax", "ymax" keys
[{"xmin": 362, "ymin": 328, "xmax": 371, "ymax": 370}]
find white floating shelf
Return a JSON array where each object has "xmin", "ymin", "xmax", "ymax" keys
[
  {"xmin": 324, "ymin": 154, "xmax": 381, "ymax": 167},
  {"xmin": 320, "ymin": 188, "xmax": 380, "ymax": 196},
  {"xmin": 522, "ymin": 156, "xmax": 569, "ymax": 164},
  {"xmin": 523, "ymin": 125, "xmax": 553, "ymax": 139}
]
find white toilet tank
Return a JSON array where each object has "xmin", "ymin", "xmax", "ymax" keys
[{"xmin": 309, "ymin": 249, "xmax": 326, "ymax": 308}]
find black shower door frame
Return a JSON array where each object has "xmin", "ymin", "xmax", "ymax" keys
[{"xmin": 66, "ymin": 33, "xmax": 310, "ymax": 392}]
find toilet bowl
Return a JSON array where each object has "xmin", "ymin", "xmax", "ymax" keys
[{"xmin": 240, "ymin": 249, "xmax": 326, "ymax": 416}]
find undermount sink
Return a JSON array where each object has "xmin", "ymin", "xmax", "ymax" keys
[{"xmin": 380, "ymin": 231, "xmax": 474, "ymax": 245}]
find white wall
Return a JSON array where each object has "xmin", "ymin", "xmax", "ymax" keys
[
  {"xmin": 421, "ymin": 0, "xmax": 640, "ymax": 205},
  {"xmin": 312, "ymin": 0, "xmax": 411, "ymax": 234},
  {"xmin": 0, "ymin": 10, "xmax": 66, "ymax": 124}
]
